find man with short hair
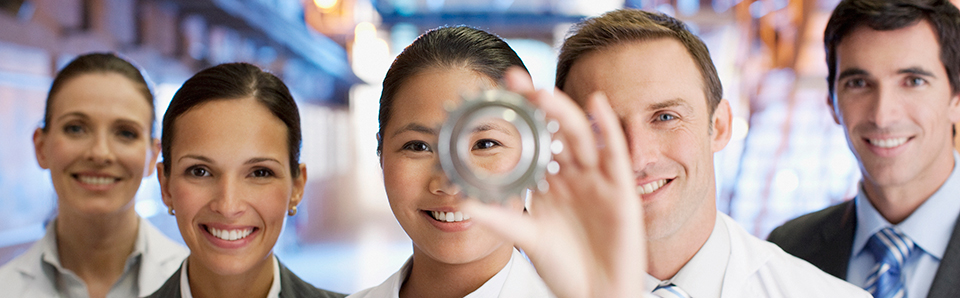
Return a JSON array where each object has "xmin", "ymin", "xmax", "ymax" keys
[
  {"xmin": 768, "ymin": 0, "xmax": 960, "ymax": 297},
  {"xmin": 555, "ymin": 9, "xmax": 868, "ymax": 297}
]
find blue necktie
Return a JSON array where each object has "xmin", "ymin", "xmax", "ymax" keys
[
  {"xmin": 652, "ymin": 283, "xmax": 691, "ymax": 298},
  {"xmin": 865, "ymin": 227, "xmax": 915, "ymax": 298}
]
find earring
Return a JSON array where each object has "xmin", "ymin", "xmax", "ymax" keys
[
  {"xmin": 167, "ymin": 206, "xmax": 175, "ymax": 216},
  {"xmin": 288, "ymin": 206, "xmax": 298, "ymax": 216}
]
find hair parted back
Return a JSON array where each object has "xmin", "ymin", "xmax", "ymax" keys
[
  {"xmin": 556, "ymin": 9, "xmax": 723, "ymax": 115},
  {"xmin": 376, "ymin": 26, "xmax": 528, "ymax": 155},
  {"xmin": 161, "ymin": 62, "xmax": 303, "ymax": 177},
  {"xmin": 44, "ymin": 52, "xmax": 156, "ymax": 136},
  {"xmin": 824, "ymin": 0, "xmax": 960, "ymax": 99}
]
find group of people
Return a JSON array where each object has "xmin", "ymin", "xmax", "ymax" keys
[{"xmin": 0, "ymin": 0, "xmax": 958, "ymax": 297}]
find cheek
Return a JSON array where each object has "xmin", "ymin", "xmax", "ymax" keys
[
  {"xmin": 256, "ymin": 185, "xmax": 293, "ymax": 221},
  {"xmin": 169, "ymin": 181, "xmax": 210, "ymax": 219}
]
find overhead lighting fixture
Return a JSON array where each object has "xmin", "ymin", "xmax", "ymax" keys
[{"xmin": 314, "ymin": 0, "xmax": 337, "ymax": 10}]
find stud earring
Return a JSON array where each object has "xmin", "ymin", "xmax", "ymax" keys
[{"xmin": 288, "ymin": 206, "xmax": 298, "ymax": 216}]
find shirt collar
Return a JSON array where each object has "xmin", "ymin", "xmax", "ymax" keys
[
  {"xmin": 179, "ymin": 255, "xmax": 281, "ymax": 298},
  {"xmin": 853, "ymin": 150, "xmax": 960, "ymax": 260},
  {"xmin": 40, "ymin": 217, "xmax": 147, "ymax": 273},
  {"xmin": 392, "ymin": 248, "xmax": 519, "ymax": 297},
  {"xmin": 647, "ymin": 213, "xmax": 730, "ymax": 298}
]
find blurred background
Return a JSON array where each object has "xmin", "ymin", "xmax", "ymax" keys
[{"xmin": 1, "ymin": 0, "xmax": 959, "ymax": 294}]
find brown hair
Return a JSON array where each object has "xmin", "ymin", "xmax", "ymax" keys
[
  {"xmin": 376, "ymin": 26, "xmax": 528, "ymax": 155},
  {"xmin": 824, "ymin": 0, "xmax": 960, "ymax": 98},
  {"xmin": 161, "ymin": 63, "xmax": 303, "ymax": 177},
  {"xmin": 43, "ymin": 52, "xmax": 155, "ymax": 136},
  {"xmin": 556, "ymin": 9, "xmax": 722, "ymax": 115}
]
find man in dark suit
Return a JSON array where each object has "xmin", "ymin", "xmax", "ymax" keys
[{"xmin": 768, "ymin": 0, "xmax": 960, "ymax": 297}]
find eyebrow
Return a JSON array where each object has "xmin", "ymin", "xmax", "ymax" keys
[
  {"xmin": 179, "ymin": 154, "xmax": 213, "ymax": 163},
  {"xmin": 55, "ymin": 112, "xmax": 89, "ymax": 122},
  {"xmin": 837, "ymin": 68, "xmax": 869, "ymax": 82},
  {"xmin": 245, "ymin": 157, "xmax": 282, "ymax": 165},
  {"xmin": 898, "ymin": 67, "xmax": 935, "ymax": 78},
  {"xmin": 471, "ymin": 122, "xmax": 516, "ymax": 135},
  {"xmin": 391, "ymin": 123, "xmax": 438, "ymax": 137},
  {"xmin": 648, "ymin": 98, "xmax": 692, "ymax": 111}
]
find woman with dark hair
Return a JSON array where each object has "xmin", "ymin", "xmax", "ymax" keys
[
  {"xmin": 349, "ymin": 26, "xmax": 554, "ymax": 298},
  {"xmin": 0, "ymin": 53, "xmax": 189, "ymax": 297},
  {"xmin": 147, "ymin": 62, "xmax": 343, "ymax": 298}
]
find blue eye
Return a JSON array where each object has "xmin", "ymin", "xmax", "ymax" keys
[
  {"xmin": 402, "ymin": 141, "xmax": 431, "ymax": 152},
  {"xmin": 472, "ymin": 139, "xmax": 501, "ymax": 150},
  {"xmin": 656, "ymin": 113, "xmax": 677, "ymax": 122},
  {"xmin": 906, "ymin": 77, "xmax": 927, "ymax": 87}
]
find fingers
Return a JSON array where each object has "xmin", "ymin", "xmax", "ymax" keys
[
  {"xmin": 461, "ymin": 200, "xmax": 539, "ymax": 252},
  {"xmin": 504, "ymin": 67, "xmax": 535, "ymax": 94},
  {"xmin": 585, "ymin": 93, "xmax": 634, "ymax": 182}
]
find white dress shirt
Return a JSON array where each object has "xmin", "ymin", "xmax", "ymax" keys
[
  {"xmin": 0, "ymin": 217, "xmax": 189, "ymax": 298},
  {"xmin": 179, "ymin": 255, "xmax": 281, "ymax": 298},
  {"xmin": 649, "ymin": 212, "xmax": 872, "ymax": 297},
  {"xmin": 348, "ymin": 248, "xmax": 555, "ymax": 298},
  {"xmin": 847, "ymin": 150, "xmax": 960, "ymax": 298}
]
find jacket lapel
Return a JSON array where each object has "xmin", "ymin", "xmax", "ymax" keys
[{"xmin": 926, "ymin": 213, "xmax": 960, "ymax": 298}]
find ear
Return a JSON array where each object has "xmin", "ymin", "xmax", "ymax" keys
[
  {"xmin": 33, "ymin": 128, "xmax": 49, "ymax": 169},
  {"xmin": 710, "ymin": 99, "xmax": 733, "ymax": 153},
  {"xmin": 827, "ymin": 95, "xmax": 841, "ymax": 125},
  {"xmin": 377, "ymin": 132, "xmax": 384, "ymax": 169},
  {"xmin": 948, "ymin": 92, "xmax": 960, "ymax": 123},
  {"xmin": 289, "ymin": 163, "xmax": 307, "ymax": 210},
  {"xmin": 157, "ymin": 162, "xmax": 173, "ymax": 210},
  {"xmin": 144, "ymin": 138, "xmax": 161, "ymax": 177}
]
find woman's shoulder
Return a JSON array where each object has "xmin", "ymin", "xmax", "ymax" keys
[
  {"xmin": 142, "ymin": 266, "xmax": 182, "ymax": 298},
  {"xmin": 277, "ymin": 261, "xmax": 347, "ymax": 298}
]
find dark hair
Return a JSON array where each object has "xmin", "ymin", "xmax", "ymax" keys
[
  {"xmin": 825, "ymin": 0, "xmax": 960, "ymax": 98},
  {"xmin": 161, "ymin": 62, "xmax": 302, "ymax": 177},
  {"xmin": 376, "ymin": 26, "xmax": 528, "ymax": 155},
  {"xmin": 556, "ymin": 9, "xmax": 723, "ymax": 116},
  {"xmin": 43, "ymin": 52, "xmax": 155, "ymax": 136}
]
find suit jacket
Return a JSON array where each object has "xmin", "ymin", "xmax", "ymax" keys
[
  {"xmin": 145, "ymin": 260, "xmax": 345, "ymax": 298},
  {"xmin": 768, "ymin": 200, "xmax": 960, "ymax": 298}
]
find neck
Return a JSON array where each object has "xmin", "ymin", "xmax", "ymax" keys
[
  {"xmin": 645, "ymin": 205, "xmax": 716, "ymax": 280},
  {"xmin": 187, "ymin": 254, "xmax": 275, "ymax": 298},
  {"xmin": 55, "ymin": 207, "xmax": 140, "ymax": 290},
  {"xmin": 863, "ymin": 151, "xmax": 956, "ymax": 225},
  {"xmin": 400, "ymin": 245, "xmax": 513, "ymax": 298}
]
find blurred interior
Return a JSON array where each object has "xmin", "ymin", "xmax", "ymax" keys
[{"xmin": 1, "ymin": 0, "xmax": 959, "ymax": 293}]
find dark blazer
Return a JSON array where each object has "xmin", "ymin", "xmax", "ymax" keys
[
  {"xmin": 145, "ymin": 260, "xmax": 346, "ymax": 298},
  {"xmin": 768, "ymin": 200, "xmax": 960, "ymax": 298}
]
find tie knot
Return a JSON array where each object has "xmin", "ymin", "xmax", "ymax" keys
[
  {"xmin": 652, "ymin": 283, "xmax": 691, "ymax": 298},
  {"xmin": 866, "ymin": 227, "xmax": 915, "ymax": 267}
]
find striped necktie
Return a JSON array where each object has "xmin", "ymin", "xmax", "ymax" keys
[
  {"xmin": 865, "ymin": 227, "xmax": 915, "ymax": 298},
  {"xmin": 652, "ymin": 283, "xmax": 691, "ymax": 298}
]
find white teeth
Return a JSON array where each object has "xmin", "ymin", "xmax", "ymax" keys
[
  {"xmin": 77, "ymin": 175, "xmax": 117, "ymax": 185},
  {"xmin": 430, "ymin": 211, "xmax": 469, "ymax": 222},
  {"xmin": 637, "ymin": 179, "xmax": 667, "ymax": 195},
  {"xmin": 207, "ymin": 226, "xmax": 254, "ymax": 241},
  {"xmin": 869, "ymin": 137, "xmax": 908, "ymax": 148}
]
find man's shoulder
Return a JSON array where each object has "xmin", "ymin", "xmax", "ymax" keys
[
  {"xmin": 743, "ymin": 247, "xmax": 870, "ymax": 297},
  {"xmin": 767, "ymin": 200, "xmax": 854, "ymax": 247}
]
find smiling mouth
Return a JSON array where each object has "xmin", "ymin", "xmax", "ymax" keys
[
  {"xmin": 202, "ymin": 224, "xmax": 256, "ymax": 241},
  {"xmin": 73, "ymin": 174, "xmax": 119, "ymax": 185},
  {"xmin": 426, "ymin": 211, "xmax": 470, "ymax": 223},
  {"xmin": 866, "ymin": 137, "xmax": 909, "ymax": 148},
  {"xmin": 637, "ymin": 179, "xmax": 670, "ymax": 195}
]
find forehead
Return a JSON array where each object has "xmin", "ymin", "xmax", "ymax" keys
[
  {"xmin": 836, "ymin": 20, "xmax": 944, "ymax": 76},
  {"xmin": 385, "ymin": 67, "xmax": 494, "ymax": 132},
  {"xmin": 171, "ymin": 98, "xmax": 288, "ymax": 162},
  {"xmin": 50, "ymin": 73, "xmax": 152, "ymax": 122},
  {"xmin": 563, "ymin": 38, "xmax": 707, "ymax": 114}
]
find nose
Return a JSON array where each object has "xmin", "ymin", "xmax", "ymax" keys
[
  {"xmin": 209, "ymin": 175, "xmax": 247, "ymax": 218},
  {"xmin": 429, "ymin": 164, "xmax": 460, "ymax": 196},
  {"xmin": 625, "ymin": 125, "xmax": 660, "ymax": 174},
  {"xmin": 85, "ymin": 131, "xmax": 115, "ymax": 165},
  {"xmin": 869, "ymin": 85, "xmax": 904, "ymax": 128}
]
